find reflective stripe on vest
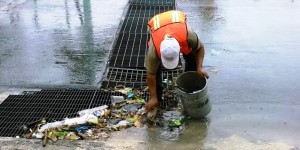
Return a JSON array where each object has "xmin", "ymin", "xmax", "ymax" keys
[
  {"xmin": 148, "ymin": 10, "xmax": 186, "ymax": 32},
  {"xmin": 154, "ymin": 16, "xmax": 160, "ymax": 30},
  {"xmin": 147, "ymin": 11, "xmax": 192, "ymax": 59},
  {"xmin": 172, "ymin": 11, "xmax": 179, "ymax": 23}
]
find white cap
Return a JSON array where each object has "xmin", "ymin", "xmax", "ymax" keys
[{"xmin": 160, "ymin": 37, "xmax": 180, "ymax": 69}]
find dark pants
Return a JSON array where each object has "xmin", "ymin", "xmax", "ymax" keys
[
  {"xmin": 156, "ymin": 52, "xmax": 197, "ymax": 100},
  {"xmin": 182, "ymin": 51, "xmax": 198, "ymax": 72}
]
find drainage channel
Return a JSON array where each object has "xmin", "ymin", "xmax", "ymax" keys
[{"xmin": 0, "ymin": 0, "xmax": 179, "ymax": 137}]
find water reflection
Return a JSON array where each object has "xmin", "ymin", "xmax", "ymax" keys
[
  {"xmin": 59, "ymin": 0, "xmax": 97, "ymax": 85},
  {"xmin": 0, "ymin": 0, "xmax": 114, "ymax": 86},
  {"xmin": 177, "ymin": 0, "xmax": 223, "ymax": 44},
  {"xmin": 33, "ymin": 0, "xmax": 40, "ymax": 28},
  {"xmin": 199, "ymin": 1, "xmax": 218, "ymax": 34},
  {"xmin": 8, "ymin": 1, "xmax": 20, "ymax": 24},
  {"xmin": 74, "ymin": 0, "xmax": 83, "ymax": 25},
  {"xmin": 146, "ymin": 113, "xmax": 210, "ymax": 149},
  {"xmin": 64, "ymin": 0, "xmax": 71, "ymax": 29}
]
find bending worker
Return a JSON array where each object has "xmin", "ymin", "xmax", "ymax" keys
[{"xmin": 144, "ymin": 10, "xmax": 209, "ymax": 112}]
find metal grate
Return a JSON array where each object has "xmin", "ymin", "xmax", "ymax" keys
[
  {"xmin": 109, "ymin": 33, "xmax": 149, "ymax": 68},
  {"xmin": 129, "ymin": 0, "xmax": 175, "ymax": 6},
  {"xmin": 0, "ymin": 89, "xmax": 177, "ymax": 137},
  {"xmin": 0, "ymin": 90, "xmax": 123, "ymax": 137},
  {"xmin": 120, "ymin": 17, "xmax": 149, "ymax": 34},
  {"xmin": 110, "ymin": 4, "xmax": 175, "ymax": 68},
  {"xmin": 100, "ymin": 81, "xmax": 145, "ymax": 90},
  {"xmin": 101, "ymin": 67, "xmax": 182, "ymax": 90},
  {"xmin": 126, "ymin": 5, "xmax": 176, "ymax": 18},
  {"xmin": 104, "ymin": 67, "xmax": 182, "ymax": 83}
]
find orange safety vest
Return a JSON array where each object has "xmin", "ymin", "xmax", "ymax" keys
[{"xmin": 148, "ymin": 10, "xmax": 192, "ymax": 59}]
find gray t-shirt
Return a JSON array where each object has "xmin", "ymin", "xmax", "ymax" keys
[{"xmin": 144, "ymin": 25, "xmax": 201, "ymax": 74}]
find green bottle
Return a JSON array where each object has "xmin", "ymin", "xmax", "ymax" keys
[{"xmin": 168, "ymin": 115, "xmax": 187, "ymax": 127}]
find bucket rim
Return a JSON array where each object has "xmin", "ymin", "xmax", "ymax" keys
[{"xmin": 175, "ymin": 71, "xmax": 207, "ymax": 94}]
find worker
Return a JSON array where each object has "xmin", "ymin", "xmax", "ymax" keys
[{"xmin": 144, "ymin": 10, "xmax": 209, "ymax": 112}]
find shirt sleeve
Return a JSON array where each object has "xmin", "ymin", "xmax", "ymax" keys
[
  {"xmin": 144, "ymin": 38, "xmax": 160, "ymax": 74},
  {"xmin": 187, "ymin": 25, "xmax": 201, "ymax": 52}
]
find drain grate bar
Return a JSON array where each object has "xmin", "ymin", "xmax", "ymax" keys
[
  {"xmin": 120, "ymin": 18, "xmax": 149, "ymax": 34},
  {"xmin": 101, "ymin": 67, "xmax": 183, "ymax": 89},
  {"xmin": 110, "ymin": 4, "xmax": 175, "ymax": 68},
  {"xmin": 101, "ymin": 81, "xmax": 145, "ymax": 89},
  {"xmin": 126, "ymin": 4, "xmax": 175, "ymax": 18},
  {"xmin": 109, "ymin": 33, "xmax": 148, "ymax": 68},
  {"xmin": 105, "ymin": 67, "xmax": 183, "ymax": 82},
  {"xmin": 129, "ymin": 0, "xmax": 175, "ymax": 6}
]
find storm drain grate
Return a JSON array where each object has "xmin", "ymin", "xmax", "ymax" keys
[
  {"xmin": 110, "ymin": 4, "xmax": 175, "ymax": 68},
  {"xmin": 126, "ymin": 4, "xmax": 175, "ymax": 18},
  {"xmin": 129, "ymin": 0, "xmax": 175, "ymax": 6},
  {"xmin": 109, "ymin": 33, "xmax": 149, "ymax": 68},
  {"xmin": 109, "ymin": 32, "xmax": 182, "ymax": 68},
  {"xmin": 119, "ymin": 17, "xmax": 149, "ymax": 34},
  {"xmin": 103, "ymin": 67, "xmax": 183, "ymax": 85},
  {"xmin": 0, "ymin": 90, "xmax": 95, "ymax": 136},
  {"xmin": 109, "ymin": 34, "xmax": 148, "ymax": 68},
  {"xmin": 0, "ymin": 89, "xmax": 177, "ymax": 137}
]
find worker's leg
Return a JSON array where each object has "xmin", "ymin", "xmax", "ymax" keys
[
  {"xmin": 183, "ymin": 51, "xmax": 197, "ymax": 72},
  {"xmin": 156, "ymin": 63, "xmax": 163, "ymax": 102}
]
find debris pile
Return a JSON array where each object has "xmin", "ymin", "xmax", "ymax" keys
[
  {"xmin": 21, "ymin": 85, "xmax": 186, "ymax": 146},
  {"xmin": 21, "ymin": 87, "xmax": 148, "ymax": 146}
]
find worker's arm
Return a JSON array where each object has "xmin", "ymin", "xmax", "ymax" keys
[
  {"xmin": 196, "ymin": 40, "xmax": 209, "ymax": 78},
  {"xmin": 144, "ymin": 38, "xmax": 160, "ymax": 111},
  {"xmin": 145, "ymin": 71, "xmax": 158, "ymax": 111},
  {"xmin": 187, "ymin": 24, "xmax": 209, "ymax": 78}
]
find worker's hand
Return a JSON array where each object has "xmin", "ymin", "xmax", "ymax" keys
[
  {"xmin": 145, "ymin": 97, "xmax": 158, "ymax": 112},
  {"xmin": 197, "ymin": 68, "xmax": 209, "ymax": 79}
]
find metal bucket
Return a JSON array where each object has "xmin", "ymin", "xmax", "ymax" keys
[{"xmin": 175, "ymin": 71, "xmax": 211, "ymax": 118}]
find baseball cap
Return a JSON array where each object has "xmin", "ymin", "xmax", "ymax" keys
[{"xmin": 160, "ymin": 37, "xmax": 180, "ymax": 69}]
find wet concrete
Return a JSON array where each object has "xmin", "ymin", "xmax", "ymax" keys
[
  {"xmin": 1, "ymin": 0, "xmax": 300, "ymax": 149},
  {"xmin": 0, "ymin": 0, "xmax": 127, "ymax": 89},
  {"xmin": 177, "ymin": 0, "xmax": 300, "ymax": 149}
]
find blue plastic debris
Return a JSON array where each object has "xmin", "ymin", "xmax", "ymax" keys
[
  {"xmin": 127, "ymin": 93, "xmax": 134, "ymax": 99},
  {"xmin": 75, "ymin": 126, "xmax": 89, "ymax": 132}
]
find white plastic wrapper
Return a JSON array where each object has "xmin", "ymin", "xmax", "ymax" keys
[
  {"xmin": 78, "ymin": 105, "xmax": 108, "ymax": 116},
  {"xmin": 32, "ymin": 132, "xmax": 44, "ymax": 139},
  {"xmin": 64, "ymin": 114, "xmax": 98, "ymax": 126},
  {"xmin": 38, "ymin": 121, "xmax": 64, "ymax": 133}
]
